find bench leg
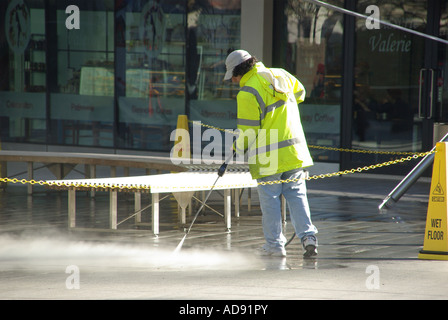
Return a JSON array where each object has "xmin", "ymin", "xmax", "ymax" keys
[
  {"xmin": 234, "ymin": 189, "xmax": 240, "ymax": 218},
  {"xmin": 224, "ymin": 189, "xmax": 231, "ymax": 231},
  {"xmin": 152, "ymin": 193, "xmax": 159, "ymax": 236},
  {"xmin": 68, "ymin": 189, "xmax": 76, "ymax": 228},
  {"xmin": 110, "ymin": 190, "xmax": 117, "ymax": 229},
  {"xmin": 135, "ymin": 192, "xmax": 142, "ymax": 223}
]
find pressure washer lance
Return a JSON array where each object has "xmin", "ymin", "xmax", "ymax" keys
[{"xmin": 173, "ymin": 151, "xmax": 236, "ymax": 253}]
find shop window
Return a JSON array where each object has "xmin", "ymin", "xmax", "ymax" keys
[
  {"xmin": 50, "ymin": 0, "xmax": 115, "ymax": 147},
  {"xmin": 0, "ymin": 0, "xmax": 46, "ymax": 143},
  {"xmin": 273, "ymin": 0, "xmax": 344, "ymax": 162},
  {"xmin": 0, "ymin": 0, "xmax": 242, "ymax": 153},
  {"xmin": 187, "ymin": 0, "xmax": 241, "ymax": 156},
  {"xmin": 117, "ymin": 0, "xmax": 241, "ymax": 152},
  {"xmin": 352, "ymin": 1, "xmax": 426, "ymax": 160},
  {"xmin": 117, "ymin": 1, "xmax": 186, "ymax": 151}
]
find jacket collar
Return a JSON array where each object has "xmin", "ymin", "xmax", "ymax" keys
[{"xmin": 239, "ymin": 62, "xmax": 265, "ymax": 87}]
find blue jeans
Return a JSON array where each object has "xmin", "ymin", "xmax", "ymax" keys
[{"xmin": 256, "ymin": 169, "xmax": 318, "ymax": 250}]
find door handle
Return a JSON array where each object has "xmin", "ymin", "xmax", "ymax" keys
[
  {"xmin": 418, "ymin": 69, "xmax": 424, "ymax": 119},
  {"xmin": 428, "ymin": 68, "xmax": 434, "ymax": 120},
  {"xmin": 419, "ymin": 68, "xmax": 435, "ymax": 119}
]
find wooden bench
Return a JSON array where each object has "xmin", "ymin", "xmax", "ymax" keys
[
  {"xmin": 0, "ymin": 150, "xmax": 185, "ymax": 194},
  {"xmin": 45, "ymin": 170, "xmax": 258, "ymax": 236}
]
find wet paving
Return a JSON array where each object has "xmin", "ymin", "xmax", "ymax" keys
[
  {"xmin": 0, "ymin": 179, "xmax": 428, "ymax": 260},
  {"xmin": 1, "ymin": 175, "xmax": 445, "ymax": 300}
]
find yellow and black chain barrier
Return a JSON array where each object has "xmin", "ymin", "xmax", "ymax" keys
[
  {"xmin": 193, "ymin": 120, "xmax": 424, "ymax": 156},
  {"xmin": 260, "ymin": 151, "xmax": 433, "ymax": 185},
  {"xmin": 0, "ymin": 121, "xmax": 435, "ymax": 191},
  {"xmin": 0, "ymin": 150, "xmax": 433, "ymax": 191}
]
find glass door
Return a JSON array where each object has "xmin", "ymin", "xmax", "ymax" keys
[
  {"xmin": 345, "ymin": 0, "xmax": 431, "ymax": 175},
  {"xmin": 434, "ymin": 2, "xmax": 448, "ymax": 138}
]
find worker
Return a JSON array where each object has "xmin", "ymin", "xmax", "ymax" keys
[{"xmin": 224, "ymin": 49, "xmax": 318, "ymax": 258}]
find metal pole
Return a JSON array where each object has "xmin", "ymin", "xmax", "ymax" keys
[{"xmin": 379, "ymin": 132, "xmax": 448, "ymax": 212}]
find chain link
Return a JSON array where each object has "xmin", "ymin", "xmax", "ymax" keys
[{"xmin": 259, "ymin": 151, "xmax": 433, "ymax": 185}]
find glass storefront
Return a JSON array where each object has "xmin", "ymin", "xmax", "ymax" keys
[
  {"xmin": 0, "ymin": 0, "xmax": 241, "ymax": 152},
  {"xmin": 2, "ymin": 0, "xmax": 448, "ymax": 175},
  {"xmin": 351, "ymin": 1, "xmax": 427, "ymax": 165},
  {"xmin": 1, "ymin": 0, "xmax": 46, "ymax": 143},
  {"xmin": 117, "ymin": 0, "xmax": 186, "ymax": 151},
  {"xmin": 273, "ymin": 0, "xmax": 344, "ymax": 162},
  {"xmin": 273, "ymin": 0, "xmax": 448, "ymax": 174},
  {"xmin": 345, "ymin": 0, "xmax": 447, "ymax": 174},
  {"xmin": 51, "ymin": 0, "xmax": 115, "ymax": 147},
  {"xmin": 116, "ymin": 0, "xmax": 240, "ymax": 151},
  {"xmin": 438, "ymin": 2, "xmax": 448, "ymax": 123}
]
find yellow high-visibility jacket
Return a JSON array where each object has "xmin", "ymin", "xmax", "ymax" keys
[{"xmin": 234, "ymin": 62, "xmax": 313, "ymax": 179}]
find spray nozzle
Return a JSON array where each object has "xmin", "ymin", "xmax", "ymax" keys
[
  {"xmin": 218, "ymin": 163, "xmax": 229, "ymax": 177},
  {"xmin": 218, "ymin": 150, "xmax": 236, "ymax": 177}
]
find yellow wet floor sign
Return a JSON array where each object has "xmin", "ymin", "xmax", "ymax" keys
[{"xmin": 419, "ymin": 142, "xmax": 448, "ymax": 260}]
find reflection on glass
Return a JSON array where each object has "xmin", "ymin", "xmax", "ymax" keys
[
  {"xmin": 436, "ymin": 2, "xmax": 448, "ymax": 125},
  {"xmin": 274, "ymin": 0, "xmax": 344, "ymax": 162},
  {"xmin": 187, "ymin": 0, "xmax": 241, "ymax": 156},
  {"xmin": 118, "ymin": 0, "xmax": 241, "ymax": 152},
  {"xmin": 118, "ymin": 1, "xmax": 187, "ymax": 151},
  {"xmin": 187, "ymin": 0, "xmax": 241, "ymax": 101},
  {"xmin": 50, "ymin": 1, "xmax": 115, "ymax": 147},
  {"xmin": 0, "ymin": 0, "xmax": 46, "ymax": 143},
  {"xmin": 353, "ymin": 1, "xmax": 426, "ymax": 162},
  {"xmin": 0, "ymin": 0, "xmax": 242, "ymax": 152}
]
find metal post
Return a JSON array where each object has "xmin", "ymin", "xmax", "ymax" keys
[
  {"xmin": 68, "ymin": 189, "xmax": 76, "ymax": 228},
  {"xmin": 379, "ymin": 132, "xmax": 448, "ymax": 212},
  {"xmin": 234, "ymin": 189, "xmax": 240, "ymax": 218}
]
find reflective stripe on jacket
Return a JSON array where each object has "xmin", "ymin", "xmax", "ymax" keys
[{"xmin": 234, "ymin": 62, "xmax": 313, "ymax": 179}]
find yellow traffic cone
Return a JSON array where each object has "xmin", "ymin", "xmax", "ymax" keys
[
  {"xmin": 419, "ymin": 142, "xmax": 448, "ymax": 260},
  {"xmin": 171, "ymin": 115, "xmax": 194, "ymax": 223},
  {"xmin": 172, "ymin": 115, "xmax": 191, "ymax": 161}
]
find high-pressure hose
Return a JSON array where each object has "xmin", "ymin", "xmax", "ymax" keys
[{"xmin": 285, "ymin": 233, "xmax": 295, "ymax": 247}]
